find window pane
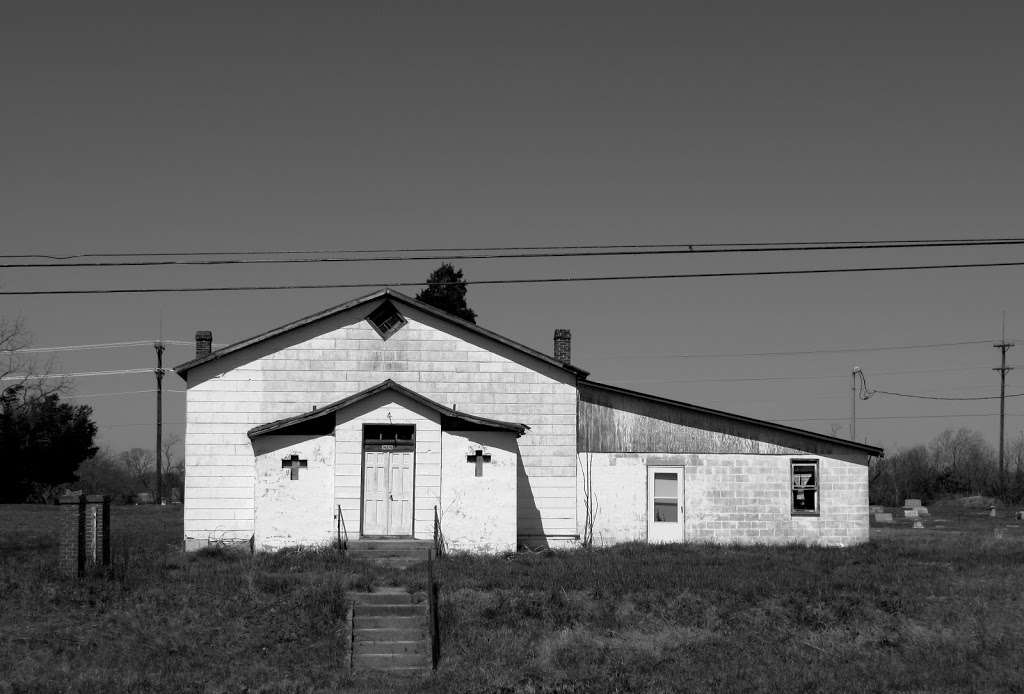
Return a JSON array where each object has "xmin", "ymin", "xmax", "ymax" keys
[
  {"xmin": 792, "ymin": 489, "xmax": 816, "ymax": 512},
  {"xmin": 654, "ymin": 501, "xmax": 678, "ymax": 523},
  {"xmin": 653, "ymin": 472, "xmax": 677, "ymax": 499},
  {"xmin": 792, "ymin": 464, "xmax": 816, "ymax": 487}
]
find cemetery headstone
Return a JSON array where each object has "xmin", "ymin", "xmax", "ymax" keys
[
  {"xmin": 912, "ymin": 520, "xmax": 924, "ymax": 529},
  {"xmin": 874, "ymin": 512, "xmax": 893, "ymax": 523},
  {"xmin": 916, "ymin": 507, "xmax": 929, "ymax": 516},
  {"xmin": 903, "ymin": 498, "xmax": 922, "ymax": 508},
  {"xmin": 903, "ymin": 508, "xmax": 919, "ymax": 518}
]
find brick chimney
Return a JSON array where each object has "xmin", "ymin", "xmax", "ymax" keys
[
  {"xmin": 195, "ymin": 330, "xmax": 213, "ymax": 359},
  {"xmin": 553, "ymin": 329, "xmax": 571, "ymax": 364}
]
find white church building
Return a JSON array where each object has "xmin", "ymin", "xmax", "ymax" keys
[{"xmin": 174, "ymin": 289, "xmax": 882, "ymax": 552}]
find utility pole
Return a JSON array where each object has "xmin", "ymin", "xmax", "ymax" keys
[
  {"xmin": 154, "ymin": 341, "xmax": 165, "ymax": 504},
  {"xmin": 850, "ymin": 366, "xmax": 861, "ymax": 440},
  {"xmin": 994, "ymin": 315, "xmax": 1014, "ymax": 499}
]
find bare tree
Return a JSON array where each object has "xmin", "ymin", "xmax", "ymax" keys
[
  {"xmin": 930, "ymin": 427, "xmax": 996, "ymax": 495},
  {"xmin": 1, "ymin": 317, "xmax": 69, "ymax": 403},
  {"xmin": 162, "ymin": 433, "xmax": 185, "ymax": 498},
  {"xmin": 120, "ymin": 448, "xmax": 156, "ymax": 493}
]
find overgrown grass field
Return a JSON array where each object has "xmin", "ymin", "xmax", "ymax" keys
[{"xmin": 1, "ymin": 502, "xmax": 1022, "ymax": 693}]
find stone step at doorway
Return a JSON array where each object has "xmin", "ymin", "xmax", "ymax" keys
[
  {"xmin": 350, "ymin": 588, "xmax": 432, "ymax": 674},
  {"xmin": 346, "ymin": 539, "xmax": 434, "ymax": 568}
]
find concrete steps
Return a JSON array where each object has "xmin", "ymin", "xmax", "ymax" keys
[
  {"xmin": 346, "ymin": 539, "xmax": 434, "ymax": 568},
  {"xmin": 351, "ymin": 588, "xmax": 431, "ymax": 674}
]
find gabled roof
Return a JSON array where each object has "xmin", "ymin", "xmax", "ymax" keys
[
  {"xmin": 247, "ymin": 379, "xmax": 530, "ymax": 439},
  {"xmin": 173, "ymin": 288, "xmax": 589, "ymax": 378},
  {"xmin": 580, "ymin": 379, "xmax": 884, "ymax": 458}
]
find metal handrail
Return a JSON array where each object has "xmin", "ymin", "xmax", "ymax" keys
[
  {"xmin": 432, "ymin": 505, "xmax": 446, "ymax": 558},
  {"xmin": 428, "ymin": 505, "xmax": 443, "ymax": 669}
]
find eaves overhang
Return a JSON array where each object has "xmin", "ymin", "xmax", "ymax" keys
[
  {"xmin": 246, "ymin": 379, "xmax": 530, "ymax": 439},
  {"xmin": 173, "ymin": 288, "xmax": 589, "ymax": 380}
]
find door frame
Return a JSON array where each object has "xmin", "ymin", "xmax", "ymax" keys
[
  {"xmin": 359, "ymin": 423, "xmax": 417, "ymax": 538},
  {"xmin": 647, "ymin": 465, "xmax": 685, "ymax": 544}
]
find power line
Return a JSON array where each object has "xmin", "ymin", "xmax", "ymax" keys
[
  {"xmin": 5, "ymin": 237, "xmax": 1024, "ymax": 261},
  {"xmin": 98, "ymin": 421, "xmax": 184, "ymax": 428},
  {"xmin": 4, "ymin": 259, "xmax": 1024, "ymax": 295},
  {"xmin": 1, "ymin": 339, "xmax": 196, "ymax": 354},
  {"xmin": 868, "ymin": 389, "xmax": 1024, "ymax": 401},
  {"xmin": 4, "ymin": 239, "xmax": 1024, "ymax": 270},
  {"xmin": 582, "ymin": 340, "xmax": 996, "ymax": 361},
  {"xmin": 65, "ymin": 389, "xmax": 185, "ymax": 399},
  {"xmin": 605, "ymin": 365, "xmax": 1004, "ymax": 386},
  {"xmin": 777, "ymin": 412, "xmax": 1023, "ymax": 423},
  {"xmin": 0, "ymin": 368, "xmax": 152, "ymax": 380}
]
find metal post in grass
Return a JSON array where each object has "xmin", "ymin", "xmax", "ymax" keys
[
  {"xmin": 76, "ymin": 494, "xmax": 87, "ymax": 577},
  {"xmin": 101, "ymin": 495, "xmax": 111, "ymax": 567}
]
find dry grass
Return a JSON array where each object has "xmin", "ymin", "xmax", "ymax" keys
[{"xmin": 1, "ymin": 502, "xmax": 1023, "ymax": 692}]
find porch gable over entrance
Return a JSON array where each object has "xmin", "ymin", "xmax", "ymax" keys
[{"xmin": 247, "ymin": 379, "xmax": 529, "ymax": 441}]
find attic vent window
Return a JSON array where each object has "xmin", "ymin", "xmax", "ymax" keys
[{"xmin": 367, "ymin": 302, "xmax": 406, "ymax": 339}]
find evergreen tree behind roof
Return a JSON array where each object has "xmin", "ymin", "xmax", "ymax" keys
[{"xmin": 415, "ymin": 264, "xmax": 477, "ymax": 324}]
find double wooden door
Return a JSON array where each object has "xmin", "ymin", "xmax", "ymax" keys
[{"xmin": 362, "ymin": 444, "xmax": 414, "ymax": 537}]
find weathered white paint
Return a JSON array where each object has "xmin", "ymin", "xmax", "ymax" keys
[
  {"xmin": 333, "ymin": 394, "xmax": 441, "ymax": 541},
  {"xmin": 182, "ymin": 300, "xmax": 576, "ymax": 547},
  {"xmin": 440, "ymin": 430, "xmax": 518, "ymax": 553},
  {"xmin": 252, "ymin": 434, "xmax": 335, "ymax": 550},
  {"xmin": 578, "ymin": 452, "xmax": 868, "ymax": 547},
  {"xmin": 181, "ymin": 293, "xmax": 874, "ymax": 552}
]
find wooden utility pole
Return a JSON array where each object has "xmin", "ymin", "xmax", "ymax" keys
[
  {"xmin": 994, "ymin": 315, "xmax": 1014, "ymax": 498},
  {"xmin": 154, "ymin": 341, "xmax": 165, "ymax": 504}
]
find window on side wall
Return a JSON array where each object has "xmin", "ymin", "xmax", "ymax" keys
[{"xmin": 791, "ymin": 460, "xmax": 819, "ymax": 515}]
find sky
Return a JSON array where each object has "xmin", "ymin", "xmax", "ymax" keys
[{"xmin": 2, "ymin": 1, "xmax": 1023, "ymax": 458}]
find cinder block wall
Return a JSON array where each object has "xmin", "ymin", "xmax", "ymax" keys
[{"xmin": 579, "ymin": 453, "xmax": 868, "ymax": 547}]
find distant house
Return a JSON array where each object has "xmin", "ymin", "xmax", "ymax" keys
[{"xmin": 173, "ymin": 289, "xmax": 882, "ymax": 552}]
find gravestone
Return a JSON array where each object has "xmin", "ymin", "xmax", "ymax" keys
[
  {"xmin": 916, "ymin": 507, "xmax": 929, "ymax": 517},
  {"xmin": 874, "ymin": 512, "xmax": 893, "ymax": 523},
  {"xmin": 912, "ymin": 520, "xmax": 924, "ymax": 529},
  {"xmin": 903, "ymin": 508, "xmax": 919, "ymax": 518},
  {"xmin": 903, "ymin": 498, "xmax": 922, "ymax": 508},
  {"xmin": 869, "ymin": 505, "xmax": 885, "ymax": 514}
]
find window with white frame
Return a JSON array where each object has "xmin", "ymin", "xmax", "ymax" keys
[{"xmin": 791, "ymin": 460, "xmax": 819, "ymax": 515}]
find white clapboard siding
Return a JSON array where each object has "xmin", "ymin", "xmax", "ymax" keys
[{"xmin": 183, "ymin": 302, "xmax": 577, "ymax": 544}]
